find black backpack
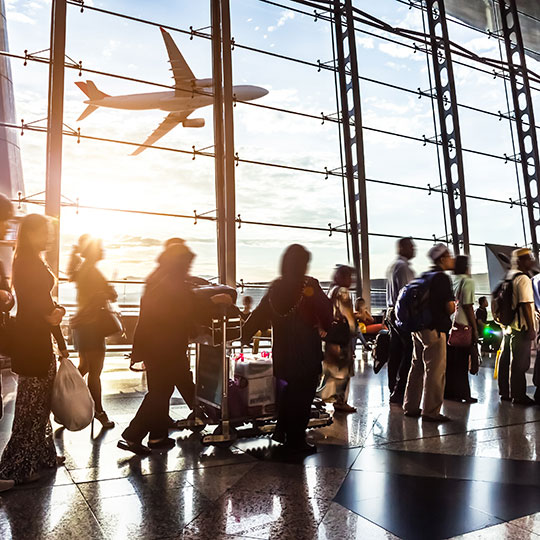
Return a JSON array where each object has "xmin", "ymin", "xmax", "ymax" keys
[
  {"xmin": 395, "ymin": 271, "xmax": 437, "ymax": 333},
  {"xmin": 491, "ymin": 272, "xmax": 524, "ymax": 327}
]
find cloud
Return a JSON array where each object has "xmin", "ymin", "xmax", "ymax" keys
[
  {"xmin": 357, "ymin": 37, "xmax": 374, "ymax": 49},
  {"xmin": 6, "ymin": 12, "xmax": 36, "ymax": 24}
]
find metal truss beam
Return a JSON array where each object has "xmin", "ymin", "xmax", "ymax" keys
[
  {"xmin": 333, "ymin": 0, "xmax": 370, "ymax": 305},
  {"xmin": 212, "ymin": 0, "xmax": 236, "ymax": 287},
  {"xmin": 497, "ymin": 0, "xmax": 540, "ymax": 258},
  {"xmin": 45, "ymin": 0, "xmax": 67, "ymax": 280},
  {"xmin": 425, "ymin": 0, "xmax": 470, "ymax": 255}
]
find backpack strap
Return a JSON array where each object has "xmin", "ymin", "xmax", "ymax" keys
[{"xmin": 510, "ymin": 271, "xmax": 526, "ymax": 328}]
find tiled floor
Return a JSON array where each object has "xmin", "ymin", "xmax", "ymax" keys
[{"xmin": 1, "ymin": 352, "xmax": 540, "ymax": 539}]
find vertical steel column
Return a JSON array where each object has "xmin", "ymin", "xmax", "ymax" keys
[
  {"xmin": 211, "ymin": 0, "xmax": 226, "ymax": 284},
  {"xmin": 425, "ymin": 0, "xmax": 470, "ymax": 255},
  {"xmin": 497, "ymin": 0, "xmax": 540, "ymax": 258},
  {"xmin": 221, "ymin": 0, "xmax": 236, "ymax": 288},
  {"xmin": 333, "ymin": 0, "xmax": 369, "ymax": 304},
  {"xmin": 45, "ymin": 0, "xmax": 67, "ymax": 278}
]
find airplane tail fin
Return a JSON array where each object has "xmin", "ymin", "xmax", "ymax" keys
[
  {"xmin": 75, "ymin": 80, "xmax": 109, "ymax": 100},
  {"xmin": 77, "ymin": 105, "xmax": 98, "ymax": 122}
]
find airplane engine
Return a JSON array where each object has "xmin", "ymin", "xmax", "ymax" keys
[
  {"xmin": 193, "ymin": 78, "xmax": 213, "ymax": 88},
  {"xmin": 182, "ymin": 118, "xmax": 205, "ymax": 128}
]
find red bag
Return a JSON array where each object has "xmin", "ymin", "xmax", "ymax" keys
[{"xmin": 448, "ymin": 322, "xmax": 472, "ymax": 348}]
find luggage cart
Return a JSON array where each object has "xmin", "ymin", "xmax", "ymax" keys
[{"xmin": 176, "ymin": 310, "xmax": 333, "ymax": 446}]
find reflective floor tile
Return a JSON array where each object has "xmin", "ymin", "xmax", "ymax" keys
[
  {"xmin": 335, "ymin": 470, "xmax": 507, "ymax": 540},
  {"xmin": 317, "ymin": 502, "xmax": 399, "ymax": 540},
  {"xmin": 183, "ymin": 489, "xmax": 331, "ymax": 539},
  {"xmin": 232, "ymin": 462, "xmax": 348, "ymax": 499},
  {"xmin": 351, "ymin": 447, "xmax": 540, "ymax": 486},
  {"xmin": 0, "ymin": 484, "xmax": 104, "ymax": 540},
  {"xmin": 87, "ymin": 483, "xmax": 211, "ymax": 539},
  {"xmin": 511, "ymin": 513, "xmax": 540, "ymax": 536},
  {"xmin": 448, "ymin": 521, "xmax": 540, "ymax": 539},
  {"xmin": 182, "ymin": 462, "xmax": 256, "ymax": 501}
]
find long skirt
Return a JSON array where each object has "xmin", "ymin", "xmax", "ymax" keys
[
  {"xmin": 319, "ymin": 340, "xmax": 354, "ymax": 403},
  {"xmin": 0, "ymin": 360, "xmax": 57, "ymax": 483}
]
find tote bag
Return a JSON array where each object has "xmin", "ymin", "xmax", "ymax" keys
[{"xmin": 51, "ymin": 358, "xmax": 95, "ymax": 431}]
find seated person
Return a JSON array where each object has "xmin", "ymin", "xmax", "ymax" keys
[
  {"xmin": 240, "ymin": 295, "xmax": 253, "ymax": 322},
  {"xmin": 355, "ymin": 297, "xmax": 383, "ymax": 335}
]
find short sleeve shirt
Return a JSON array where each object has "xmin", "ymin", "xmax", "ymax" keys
[
  {"xmin": 509, "ymin": 270, "xmax": 534, "ymax": 331},
  {"xmin": 428, "ymin": 270, "xmax": 455, "ymax": 333},
  {"xmin": 453, "ymin": 274, "xmax": 475, "ymax": 326}
]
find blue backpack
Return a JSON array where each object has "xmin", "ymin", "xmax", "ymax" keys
[{"xmin": 394, "ymin": 271, "xmax": 437, "ymax": 333}]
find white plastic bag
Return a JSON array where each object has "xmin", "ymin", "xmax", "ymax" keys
[{"xmin": 51, "ymin": 358, "xmax": 95, "ymax": 431}]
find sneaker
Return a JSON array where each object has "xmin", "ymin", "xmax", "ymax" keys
[
  {"xmin": 403, "ymin": 409, "xmax": 422, "ymax": 418},
  {"xmin": 422, "ymin": 413, "xmax": 451, "ymax": 423}
]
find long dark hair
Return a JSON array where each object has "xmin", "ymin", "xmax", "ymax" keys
[
  {"xmin": 271, "ymin": 244, "xmax": 311, "ymax": 313},
  {"xmin": 454, "ymin": 255, "xmax": 469, "ymax": 275},
  {"xmin": 14, "ymin": 214, "xmax": 48, "ymax": 260}
]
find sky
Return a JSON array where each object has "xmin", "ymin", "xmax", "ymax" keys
[{"xmin": 3, "ymin": 0, "xmax": 540, "ymax": 297}]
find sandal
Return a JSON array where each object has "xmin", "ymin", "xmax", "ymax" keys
[
  {"xmin": 95, "ymin": 411, "xmax": 115, "ymax": 429},
  {"xmin": 147, "ymin": 437, "xmax": 176, "ymax": 450}
]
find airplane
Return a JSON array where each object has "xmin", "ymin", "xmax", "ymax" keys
[{"xmin": 75, "ymin": 27, "xmax": 268, "ymax": 156}]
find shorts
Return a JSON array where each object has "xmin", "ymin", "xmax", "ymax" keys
[{"xmin": 72, "ymin": 324, "xmax": 106, "ymax": 353}]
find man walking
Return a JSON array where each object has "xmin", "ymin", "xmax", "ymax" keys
[
  {"xmin": 403, "ymin": 243, "xmax": 455, "ymax": 422},
  {"xmin": 386, "ymin": 237, "xmax": 416, "ymax": 405}
]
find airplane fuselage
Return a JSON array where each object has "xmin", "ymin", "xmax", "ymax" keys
[{"xmin": 84, "ymin": 85, "xmax": 267, "ymax": 113}]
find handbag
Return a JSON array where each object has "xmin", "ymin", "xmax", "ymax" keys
[
  {"xmin": 51, "ymin": 357, "xmax": 95, "ymax": 431},
  {"xmin": 324, "ymin": 318, "xmax": 351, "ymax": 346},
  {"xmin": 95, "ymin": 305, "xmax": 123, "ymax": 338},
  {"xmin": 448, "ymin": 278, "xmax": 473, "ymax": 348},
  {"xmin": 448, "ymin": 322, "xmax": 473, "ymax": 348}
]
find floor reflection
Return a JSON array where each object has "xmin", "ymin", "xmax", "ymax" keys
[{"xmin": 0, "ymin": 351, "xmax": 538, "ymax": 539}]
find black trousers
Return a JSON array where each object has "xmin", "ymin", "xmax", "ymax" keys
[
  {"xmin": 123, "ymin": 364, "xmax": 175, "ymax": 442},
  {"xmin": 445, "ymin": 344, "xmax": 472, "ymax": 400},
  {"xmin": 387, "ymin": 315, "xmax": 413, "ymax": 399},
  {"xmin": 276, "ymin": 374, "xmax": 319, "ymax": 445},
  {"xmin": 125, "ymin": 357, "xmax": 196, "ymax": 441}
]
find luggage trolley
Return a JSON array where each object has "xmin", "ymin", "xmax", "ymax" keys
[{"xmin": 176, "ymin": 309, "xmax": 333, "ymax": 446}]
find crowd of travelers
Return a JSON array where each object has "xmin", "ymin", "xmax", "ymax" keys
[{"xmin": 0, "ymin": 193, "xmax": 537, "ymax": 492}]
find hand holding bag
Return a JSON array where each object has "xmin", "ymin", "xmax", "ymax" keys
[
  {"xmin": 448, "ymin": 278, "xmax": 473, "ymax": 348},
  {"xmin": 448, "ymin": 322, "xmax": 473, "ymax": 348},
  {"xmin": 51, "ymin": 357, "xmax": 95, "ymax": 431}
]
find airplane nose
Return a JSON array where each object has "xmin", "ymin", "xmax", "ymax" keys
[{"xmin": 256, "ymin": 86, "xmax": 269, "ymax": 98}]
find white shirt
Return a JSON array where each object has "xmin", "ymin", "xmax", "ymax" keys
[
  {"xmin": 508, "ymin": 269, "xmax": 535, "ymax": 331},
  {"xmin": 386, "ymin": 256, "xmax": 415, "ymax": 307},
  {"xmin": 453, "ymin": 274, "xmax": 475, "ymax": 326}
]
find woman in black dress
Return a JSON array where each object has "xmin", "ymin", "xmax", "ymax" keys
[
  {"xmin": 0, "ymin": 214, "xmax": 68, "ymax": 492},
  {"xmin": 242, "ymin": 244, "xmax": 333, "ymax": 453}
]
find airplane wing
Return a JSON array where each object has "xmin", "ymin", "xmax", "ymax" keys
[
  {"xmin": 131, "ymin": 111, "xmax": 193, "ymax": 156},
  {"xmin": 160, "ymin": 27, "xmax": 195, "ymax": 91}
]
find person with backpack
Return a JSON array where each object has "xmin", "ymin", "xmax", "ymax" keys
[
  {"xmin": 402, "ymin": 243, "xmax": 455, "ymax": 422},
  {"xmin": 385, "ymin": 237, "xmax": 416, "ymax": 405},
  {"xmin": 494, "ymin": 248, "xmax": 536, "ymax": 405}
]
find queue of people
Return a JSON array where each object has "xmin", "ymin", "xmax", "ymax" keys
[{"xmin": 0, "ymin": 199, "xmax": 538, "ymax": 489}]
